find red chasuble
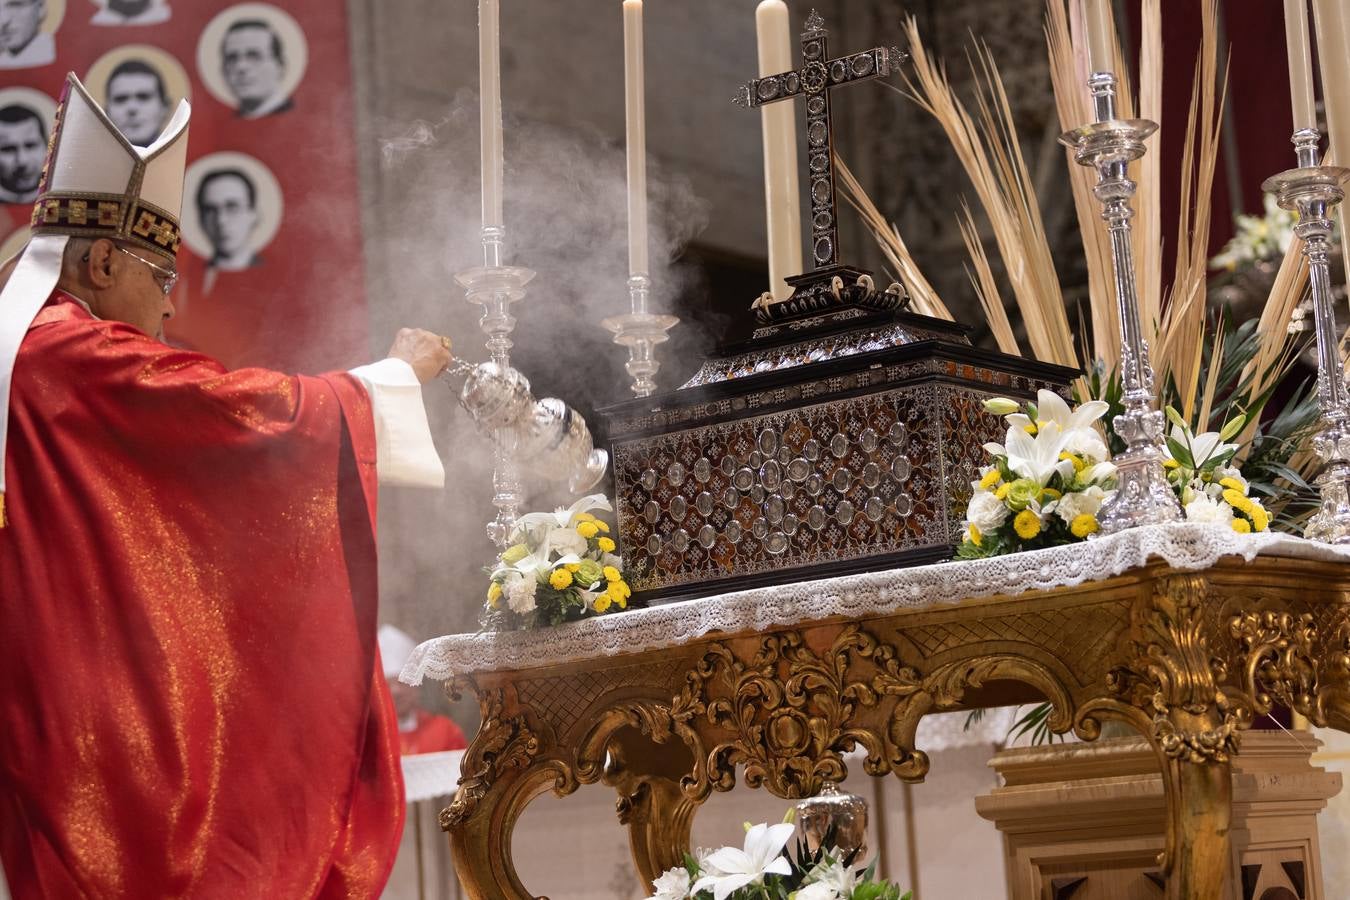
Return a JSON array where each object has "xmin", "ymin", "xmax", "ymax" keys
[{"xmin": 0, "ymin": 294, "xmax": 404, "ymax": 897}]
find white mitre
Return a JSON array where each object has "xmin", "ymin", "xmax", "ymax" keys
[{"xmin": 0, "ymin": 73, "xmax": 190, "ymax": 523}]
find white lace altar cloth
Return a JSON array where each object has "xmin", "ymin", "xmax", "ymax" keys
[
  {"xmin": 402, "ymin": 750, "xmax": 465, "ymax": 803},
  {"xmin": 403, "ymin": 523, "xmax": 1350, "ymax": 687}
]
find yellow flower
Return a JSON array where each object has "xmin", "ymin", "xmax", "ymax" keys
[
  {"xmin": 1024, "ymin": 422, "xmax": 1038, "ymax": 435},
  {"xmin": 1221, "ymin": 488, "xmax": 1252, "ymax": 514},
  {"xmin": 616, "ymin": 594, "xmax": 628, "ymax": 609},
  {"xmin": 573, "ymin": 512, "xmax": 596, "ymax": 523},
  {"xmin": 487, "ymin": 582, "xmax": 502, "ymax": 607},
  {"xmin": 603, "ymin": 565, "xmax": 622, "ymax": 583},
  {"xmin": 577, "ymin": 521, "xmax": 599, "ymax": 539},
  {"xmin": 1163, "ymin": 458, "xmax": 1181, "ymax": 470},
  {"xmin": 1040, "ymin": 488, "xmax": 1063, "ymax": 502},
  {"xmin": 597, "ymin": 536, "xmax": 616, "ymax": 553},
  {"xmin": 564, "ymin": 563, "xmax": 581, "ymax": 573},
  {"xmin": 549, "ymin": 568, "xmax": 573, "ymax": 590},
  {"xmin": 995, "ymin": 483, "xmax": 1012, "ymax": 501},
  {"xmin": 1218, "ymin": 477, "xmax": 1246, "ymax": 494},
  {"xmin": 979, "ymin": 470, "xmax": 1002, "ymax": 491},
  {"xmin": 596, "ymin": 520, "xmax": 610, "ymax": 533},
  {"xmin": 1013, "ymin": 509, "xmax": 1042, "ymax": 540},
  {"xmin": 1058, "ymin": 451, "xmax": 1088, "ymax": 472},
  {"xmin": 1250, "ymin": 504, "xmax": 1270, "ymax": 532},
  {"xmin": 1070, "ymin": 514, "xmax": 1099, "ymax": 539},
  {"xmin": 1231, "ymin": 518, "xmax": 1252, "ymax": 534},
  {"xmin": 612, "ymin": 580, "xmax": 631, "ymax": 599},
  {"xmin": 594, "ymin": 593, "xmax": 612, "ymax": 613},
  {"xmin": 968, "ymin": 523, "xmax": 983, "ymax": 547}
]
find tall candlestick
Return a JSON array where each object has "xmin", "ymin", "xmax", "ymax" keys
[
  {"xmin": 479, "ymin": 0, "xmax": 504, "ymax": 233},
  {"xmin": 623, "ymin": 0, "xmax": 649, "ymax": 279},
  {"xmin": 756, "ymin": 0, "xmax": 803, "ymax": 301},
  {"xmin": 1083, "ymin": 0, "xmax": 1114, "ymax": 76},
  {"xmin": 1313, "ymin": 0, "xmax": 1350, "ymax": 158},
  {"xmin": 1288, "ymin": 0, "xmax": 1317, "ymax": 133}
]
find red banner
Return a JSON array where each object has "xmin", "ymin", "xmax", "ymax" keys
[{"xmin": 0, "ymin": 0, "xmax": 367, "ymax": 372}]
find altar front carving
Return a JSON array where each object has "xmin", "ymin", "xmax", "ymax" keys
[{"xmin": 402, "ymin": 525, "xmax": 1350, "ymax": 900}]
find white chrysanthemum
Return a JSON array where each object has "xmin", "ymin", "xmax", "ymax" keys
[
  {"xmin": 646, "ymin": 867, "xmax": 691, "ymax": 900},
  {"xmin": 1183, "ymin": 493, "xmax": 1235, "ymax": 526},
  {"xmin": 1053, "ymin": 486, "xmax": 1107, "ymax": 526},
  {"xmin": 966, "ymin": 490, "xmax": 1009, "ymax": 533},
  {"xmin": 505, "ymin": 575, "xmax": 538, "ymax": 614}
]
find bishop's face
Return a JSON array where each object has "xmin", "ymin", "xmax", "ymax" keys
[
  {"xmin": 107, "ymin": 72, "xmax": 169, "ymax": 147},
  {"xmin": 222, "ymin": 26, "xmax": 283, "ymax": 108},
  {"xmin": 0, "ymin": 116, "xmax": 45, "ymax": 198},
  {"xmin": 0, "ymin": 0, "xmax": 44, "ymax": 55}
]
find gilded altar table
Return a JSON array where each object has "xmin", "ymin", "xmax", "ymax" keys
[{"xmin": 402, "ymin": 524, "xmax": 1350, "ymax": 900}]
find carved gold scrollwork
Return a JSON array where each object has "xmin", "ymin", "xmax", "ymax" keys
[
  {"xmin": 440, "ymin": 687, "xmax": 542, "ymax": 831},
  {"xmin": 1109, "ymin": 574, "xmax": 1239, "ymax": 764},
  {"xmin": 670, "ymin": 624, "xmax": 922, "ymax": 800},
  {"xmin": 1229, "ymin": 610, "xmax": 1320, "ymax": 722}
]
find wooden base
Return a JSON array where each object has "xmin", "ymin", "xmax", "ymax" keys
[{"xmin": 975, "ymin": 732, "xmax": 1343, "ymax": 900}]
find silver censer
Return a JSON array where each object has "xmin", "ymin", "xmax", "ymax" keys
[
  {"xmin": 1060, "ymin": 72, "xmax": 1182, "ymax": 532},
  {"xmin": 1264, "ymin": 129, "xmax": 1350, "ymax": 544}
]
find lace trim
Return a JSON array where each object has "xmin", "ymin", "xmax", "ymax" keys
[{"xmin": 403, "ymin": 523, "xmax": 1350, "ymax": 685}]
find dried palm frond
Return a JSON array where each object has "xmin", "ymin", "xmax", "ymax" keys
[
  {"xmin": 834, "ymin": 155, "xmax": 954, "ymax": 320},
  {"xmin": 957, "ymin": 203, "xmax": 1020, "ymax": 355},
  {"xmin": 899, "ymin": 16, "xmax": 1077, "ymax": 369},
  {"xmin": 1156, "ymin": 1, "xmax": 1226, "ymax": 424},
  {"xmin": 1045, "ymin": 0, "xmax": 1119, "ymax": 368},
  {"xmin": 1137, "ymin": 0, "xmax": 1164, "ymax": 347}
]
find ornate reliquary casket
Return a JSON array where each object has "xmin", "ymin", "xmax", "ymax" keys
[{"xmin": 598, "ymin": 278, "xmax": 1075, "ymax": 604}]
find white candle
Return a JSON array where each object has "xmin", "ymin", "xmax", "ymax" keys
[
  {"xmin": 479, "ymin": 0, "xmax": 504, "ymax": 230},
  {"xmin": 1289, "ymin": 0, "xmax": 1317, "ymax": 133},
  {"xmin": 1313, "ymin": 0, "xmax": 1350, "ymax": 152},
  {"xmin": 757, "ymin": 0, "xmax": 803, "ymax": 301},
  {"xmin": 1083, "ymin": 0, "xmax": 1114, "ymax": 76},
  {"xmin": 623, "ymin": 0, "xmax": 649, "ymax": 278}
]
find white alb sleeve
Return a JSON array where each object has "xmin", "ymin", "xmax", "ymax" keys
[{"xmin": 348, "ymin": 358, "xmax": 446, "ymax": 488}]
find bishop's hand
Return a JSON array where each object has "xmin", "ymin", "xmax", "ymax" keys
[{"xmin": 386, "ymin": 328, "xmax": 452, "ymax": 384}]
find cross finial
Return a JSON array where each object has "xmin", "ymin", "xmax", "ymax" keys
[{"xmin": 805, "ymin": 9, "xmax": 825, "ymax": 34}]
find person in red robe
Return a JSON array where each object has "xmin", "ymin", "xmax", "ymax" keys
[
  {"xmin": 0, "ymin": 75, "xmax": 450, "ymax": 897},
  {"xmin": 378, "ymin": 625, "xmax": 469, "ymax": 755}
]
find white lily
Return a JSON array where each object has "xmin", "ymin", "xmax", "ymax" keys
[
  {"xmin": 1004, "ymin": 421, "xmax": 1075, "ymax": 486},
  {"xmin": 690, "ymin": 822, "xmax": 795, "ymax": 900},
  {"xmin": 1007, "ymin": 390, "xmax": 1110, "ymax": 461},
  {"xmin": 512, "ymin": 494, "xmax": 613, "ymax": 536},
  {"xmin": 1167, "ymin": 424, "xmax": 1237, "ymax": 470},
  {"xmin": 795, "ymin": 856, "xmax": 859, "ymax": 900}
]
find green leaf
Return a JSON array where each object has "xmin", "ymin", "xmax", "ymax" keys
[
  {"xmin": 1218, "ymin": 415, "xmax": 1245, "ymax": 442},
  {"xmin": 1165, "ymin": 436, "xmax": 1194, "ymax": 469}
]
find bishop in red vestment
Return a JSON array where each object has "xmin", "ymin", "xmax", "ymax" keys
[{"xmin": 0, "ymin": 75, "xmax": 449, "ymax": 898}]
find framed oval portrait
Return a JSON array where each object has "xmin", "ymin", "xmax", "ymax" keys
[
  {"xmin": 182, "ymin": 151, "xmax": 284, "ymax": 273},
  {"xmin": 86, "ymin": 44, "xmax": 191, "ymax": 148},
  {"xmin": 197, "ymin": 3, "xmax": 308, "ymax": 119},
  {"xmin": 0, "ymin": 87, "xmax": 57, "ymax": 205}
]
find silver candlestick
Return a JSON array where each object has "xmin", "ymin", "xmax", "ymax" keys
[
  {"xmin": 455, "ymin": 225, "xmax": 536, "ymax": 546},
  {"xmin": 1059, "ymin": 72, "xmax": 1182, "ymax": 533},
  {"xmin": 602, "ymin": 273, "xmax": 679, "ymax": 398},
  {"xmin": 1263, "ymin": 129, "xmax": 1350, "ymax": 544}
]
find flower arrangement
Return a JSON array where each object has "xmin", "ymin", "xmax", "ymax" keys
[
  {"xmin": 1209, "ymin": 193, "xmax": 1297, "ymax": 273},
  {"xmin": 1161, "ymin": 409, "xmax": 1270, "ymax": 533},
  {"xmin": 956, "ymin": 390, "xmax": 1117, "ymax": 558},
  {"xmin": 483, "ymin": 494, "xmax": 635, "ymax": 629},
  {"xmin": 646, "ymin": 821, "xmax": 910, "ymax": 900}
]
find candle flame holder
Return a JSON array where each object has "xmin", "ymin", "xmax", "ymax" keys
[
  {"xmin": 455, "ymin": 225, "xmax": 537, "ymax": 547},
  {"xmin": 1263, "ymin": 128, "xmax": 1350, "ymax": 544},
  {"xmin": 1059, "ymin": 72, "xmax": 1181, "ymax": 534},
  {"xmin": 602, "ymin": 274, "xmax": 679, "ymax": 398}
]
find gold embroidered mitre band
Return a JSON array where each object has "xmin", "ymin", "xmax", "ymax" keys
[{"xmin": 29, "ymin": 73, "xmax": 190, "ymax": 264}]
